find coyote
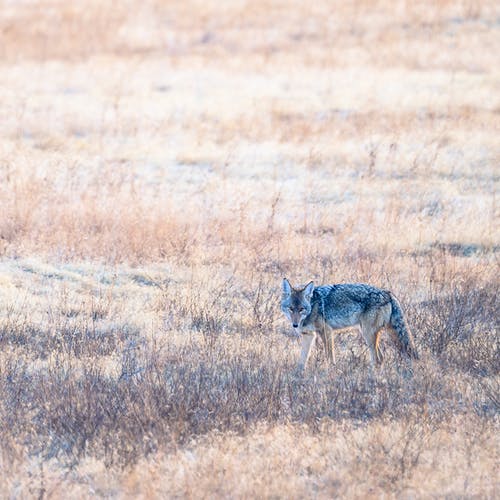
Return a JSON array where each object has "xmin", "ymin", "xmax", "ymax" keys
[{"xmin": 281, "ymin": 278, "xmax": 418, "ymax": 371}]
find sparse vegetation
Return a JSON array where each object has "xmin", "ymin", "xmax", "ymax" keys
[{"xmin": 0, "ymin": 0, "xmax": 499, "ymax": 498}]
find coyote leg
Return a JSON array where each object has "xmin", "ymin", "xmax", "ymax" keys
[
  {"xmin": 361, "ymin": 326, "xmax": 382, "ymax": 367},
  {"xmin": 374, "ymin": 328, "xmax": 384, "ymax": 364},
  {"xmin": 298, "ymin": 333, "xmax": 316, "ymax": 371},
  {"xmin": 316, "ymin": 319, "xmax": 335, "ymax": 365},
  {"xmin": 323, "ymin": 329, "xmax": 335, "ymax": 364}
]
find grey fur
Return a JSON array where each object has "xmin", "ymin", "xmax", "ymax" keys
[{"xmin": 281, "ymin": 279, "xmax": 418, "ymax": 370}]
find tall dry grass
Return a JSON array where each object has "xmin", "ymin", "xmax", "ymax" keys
[
  {"xmin": 0, "ymin": 0, "xmax": 499, "ymax": 497},
  {"xmin": 0, "ymin": 256, "xmax": 498, "ymax": 497}
]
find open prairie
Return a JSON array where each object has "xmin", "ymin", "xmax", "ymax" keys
[{"xmin": 0, "ymin": 0, "xmax": 499, "ymax": 498}]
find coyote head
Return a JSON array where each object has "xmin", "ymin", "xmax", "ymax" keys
[{"xmin": 281, "ymin": 278, "xmax": 314, "ymax": 333}]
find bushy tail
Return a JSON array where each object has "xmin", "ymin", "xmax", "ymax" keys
[{"xmin": 389, "ymin": 293, "xmax": 418, "ymax": 359}]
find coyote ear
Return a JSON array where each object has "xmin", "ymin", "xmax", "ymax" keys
[
  {"xmin": 303, "ymin": 281, "xmax": 314, "ymax": 298},
  {"xmin": 282, "ymin": 278, "xmax": 292, "ymax": 295}
]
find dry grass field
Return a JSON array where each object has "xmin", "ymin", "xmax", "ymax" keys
[{"xmin": 0, "ymin": 0, "xmax": 499, "ymax": 498}]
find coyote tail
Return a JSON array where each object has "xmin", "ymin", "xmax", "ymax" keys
[{"xmin": 389, "ymin": 293, "xmax": 418, "ymax": 359}]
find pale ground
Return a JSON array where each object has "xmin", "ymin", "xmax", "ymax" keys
[
  {"xmin": 4, "ymin": 418, "xmax": 498, "ymax": 499},
  {"xmin": 0, "ymin": 0, "xmax": 499, "ymax": 498}
]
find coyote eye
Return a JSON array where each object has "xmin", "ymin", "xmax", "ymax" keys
[
  {"xmin": 288, "ymin": 307, "xmax": 294, "ymax": 312},
  {"xmin": 299, "ymin": 308, "xmax": 305, "ymax": 313}
]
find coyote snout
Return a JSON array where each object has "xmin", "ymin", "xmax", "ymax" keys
[
  {"xmin": 281, "ymin": 278, "xmax": 418, "ymax": 372},
  {"xmin": 281, "ymin": 279, "xmax": 314, "ymax": 333}
]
